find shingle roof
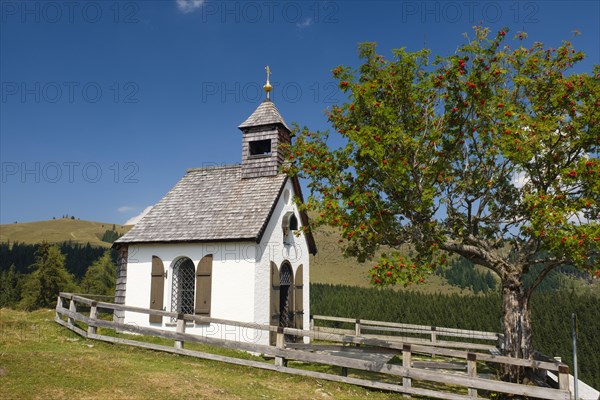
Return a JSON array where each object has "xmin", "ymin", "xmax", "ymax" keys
[
  {"xmin": 115, "ymin": 165, "xmax": 287, "ymax": 244},
  {"xmin": 238, "ymin": 99, "xmax": 290, "ymax": 131}
]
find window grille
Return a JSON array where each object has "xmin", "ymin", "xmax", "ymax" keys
[
  {"xmin": 280, "ymin": 265, "xmax": 292, "ymax": 286},
  {"xmin": 171, "ymin": 257, "xmax": 196, "ymax": 322},
  {"xmin": 279, "ymin": 263, "xmax": 294, "ymax": 340}
]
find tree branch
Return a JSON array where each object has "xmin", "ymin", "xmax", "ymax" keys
[
  {"xmin": 440, "ymin": 239, "xmax": 504, "ymax": 276},
  {"xmin": 525, "ymin": 259, "xmax": 565, "ymax": 299}
]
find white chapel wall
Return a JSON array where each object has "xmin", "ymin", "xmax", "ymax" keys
[
  {"xmin": 123, "ymin": 241, "xmax": 260, "ymax": 342},
  {"xmin": 254, "ymin": 179, "xmax": 311, "ymax": 344}
]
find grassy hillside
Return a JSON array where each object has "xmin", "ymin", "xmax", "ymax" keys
[
  {"xmin": 0, "ymin": 219, "xmax": 131, "ymax": 248},
  {"xmin": 0, "ymin": 308, "xmax": 400, "ymax": 400},
  {"xmin": 310, "ymin": 225, "xmax": 466, "ymax": 295}
]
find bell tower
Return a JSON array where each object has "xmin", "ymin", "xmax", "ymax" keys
[{"xmin": 238, "ymin": 66, "xmax": 292, "ymax": 179}]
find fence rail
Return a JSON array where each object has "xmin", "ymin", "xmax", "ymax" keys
[
  {"xmin": 55, "ymin": 292, "xmax": 571, "ymax": 400},
  {"xmin": 312, "ymin": 314, "xmax": 501, "ymax": 343}
]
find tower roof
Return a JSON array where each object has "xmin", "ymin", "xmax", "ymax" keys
[{"xmin": 238, "ymin": 99, "xmax": 290, "ymax": 132}]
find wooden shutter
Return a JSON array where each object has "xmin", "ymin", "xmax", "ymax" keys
[
  {"xmin": 294, "ymin": 264, "xmax": 304, "ymax": 330},
  {"xmin": 270, "ymin": 262, "xmax": 280, "ymax": 345},
  {"xmin": 195, "ymin": 255, "xmax": 212, "ymax": 316},
  {"xmin": 149, "ymin": 256, "xmax": 164, "ymax": 323}
]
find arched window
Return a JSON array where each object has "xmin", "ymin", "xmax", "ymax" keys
[
  {"xmin": 289, "ymin": 214, "xmax": 298, "ymax": 231},
  {"xmin": 279, "ymin": 261, "xmax": 293, "ymax": 330},
  {"xmin": 171, "ymin": 257, "xmax": 196, "ymax": 319},
  {"xmin": 282, "ymin": 212, "xmax": 299, "ymax": 238}
]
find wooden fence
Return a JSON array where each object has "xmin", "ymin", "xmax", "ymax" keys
[
  {"xmin": 311, "ymin": 315, "xmax": 503, "ymax": 352},
  {"xmin": 55, "ymin": 292, "xmax": 571, "ymax": 400}
]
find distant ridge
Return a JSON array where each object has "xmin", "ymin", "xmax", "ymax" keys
[{"xmin": 0, "ymin": 219, "xmax": 131, "ymax": 248}]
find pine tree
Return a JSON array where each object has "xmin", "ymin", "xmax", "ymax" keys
[
  {"xmin": 19, "ymin": 243, "xmax": 78, "ymax": 310},
  {"xmin": 80, "ymin": 250, "xmax": 116, "ymax": 296},
  {"xmin": 0, "ymin": 264, "xmax": 22, "ymax": 307}
]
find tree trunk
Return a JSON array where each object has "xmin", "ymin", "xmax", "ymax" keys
[{"xmin": 501, "ymin": 276, "xmax": 533, "ymax": 382}]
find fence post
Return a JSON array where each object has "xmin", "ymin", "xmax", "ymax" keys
[
  {"xmin": 68, "ymin": 298, "xmax": 77, "ymax": 328},
  {"xmin": 174, "ymin": 314, "xmax": 186, "ymax": 349},
  {"xmin": 275, "ymin": 327, "xmax": 287, "ymax": 367},
  {"xmin": 55, "ymin": 295, "xmax": 63, "ymax": 320},
  {"xmin": 355, "ymin": 319, "xmax": 361, "ymax": 336},
  {"xmin": 87, "ymin": 301, "xmax": 98, "ymax": 336},
  {"xmin": 467, "ymin": 352, "xmax": 478, "ymax": 398},
  {"xmin": 430, "ymin": 326, "xmax": 438, "ymax": 357},
  {"xmin": 558, "ymin": 365, "xmax": 570, "ymax": 392},
  {"xmin": 310, "ymin": 315, "xmax": 314, "ymax": 332},
  {"xmin": 402, "ymin": 343, "xmax": 412, "ymax": 396}
]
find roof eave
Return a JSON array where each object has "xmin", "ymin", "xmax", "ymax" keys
[
  {"xmin": 291, "ymin": 175, "xmax": 318, "ymax": 256},
  {"xmin": 255, "ymin": 175, "xmax": 288, "ymax": 244},
  {"xmin": 113, "ymin": 236, "xmax": 260, "ymax": 247}
]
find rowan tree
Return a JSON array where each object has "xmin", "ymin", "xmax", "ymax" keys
[{"xmin": 286, "ymin": 27, "xmax": 599, "ymax": 381}]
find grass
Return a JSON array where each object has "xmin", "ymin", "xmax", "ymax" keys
[
  {"xmin": 0, "ymin": 308, "xmax": 408, "ymax": 400},
  {"xmin": 0, "ymin": 219, "xmax": 131, "ymax": 248}
]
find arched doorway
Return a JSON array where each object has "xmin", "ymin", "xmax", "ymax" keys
[
  {"xmin": 279, "ymin": 261, "xmax": 294, "ymax": 341},
  {"xmin": 170, "ymin": 257, "xmax": 195, "ymax": 320}
]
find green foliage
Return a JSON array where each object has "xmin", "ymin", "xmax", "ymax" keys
[
  {"xmin": 288, "ymin": 26, "xmax": 599, "ymax": 285},
  {"xmin": 80, "ymin": 250, "xmax": 117, "ymax": 296},
  {"xmin": 0, "ymin": 241, "xmax": 110, "ymax": 279},
  {"xmin": 436, "ymin": 256, "xmax": 592, "ymax": 294},
  {"xmin": 311, "ymin": 283, "xmax": 600, "ymax": 388},
  {"xmin": 0, "ymin": 241, "xmax": 118, "ymax": 308},
  {"xmin": 19, "ymin": 244, "xmax": 78, "ymax": 310},
  {"xmin": 436, "ymin": 257, "xmax": 497, "ymax": 293},
  {"xmin": 0, "ymin": 264, "xmax": 23, "ymax": 307},
  {"xmin": 312, "ymin": 283, "xmax": 501, "ymax": 331},
  {"xmin": 100, "ymin": 229, "xmax": 122, "ymax": 243}
]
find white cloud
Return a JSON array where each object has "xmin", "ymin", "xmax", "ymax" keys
[
  {"xmin": 176, "ymin": 0, "xmax": 204, "ymax": 14},
  {"xmin": 117, "ymin": 206, "xmax": 136, "ymax": 213},
  {"xmin": 512, "ymin": 170, "xmax": 530, "ymax": 189},
  {"xmin": 296, "ymin": 18, "xmax": 313, "ymax": 29},
  {"xmin": 125, "ymin": 206, "xmax": 153, "ymax": 225}
]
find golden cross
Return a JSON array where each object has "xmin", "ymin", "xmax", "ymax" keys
[{"xmin": 264, "ymin": 66, "xmax": 273, "ymax": 99}]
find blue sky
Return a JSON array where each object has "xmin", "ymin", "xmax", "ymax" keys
[{"xmin": 1, "ymin": 0, "xmax": 598, "ymax": 225}]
